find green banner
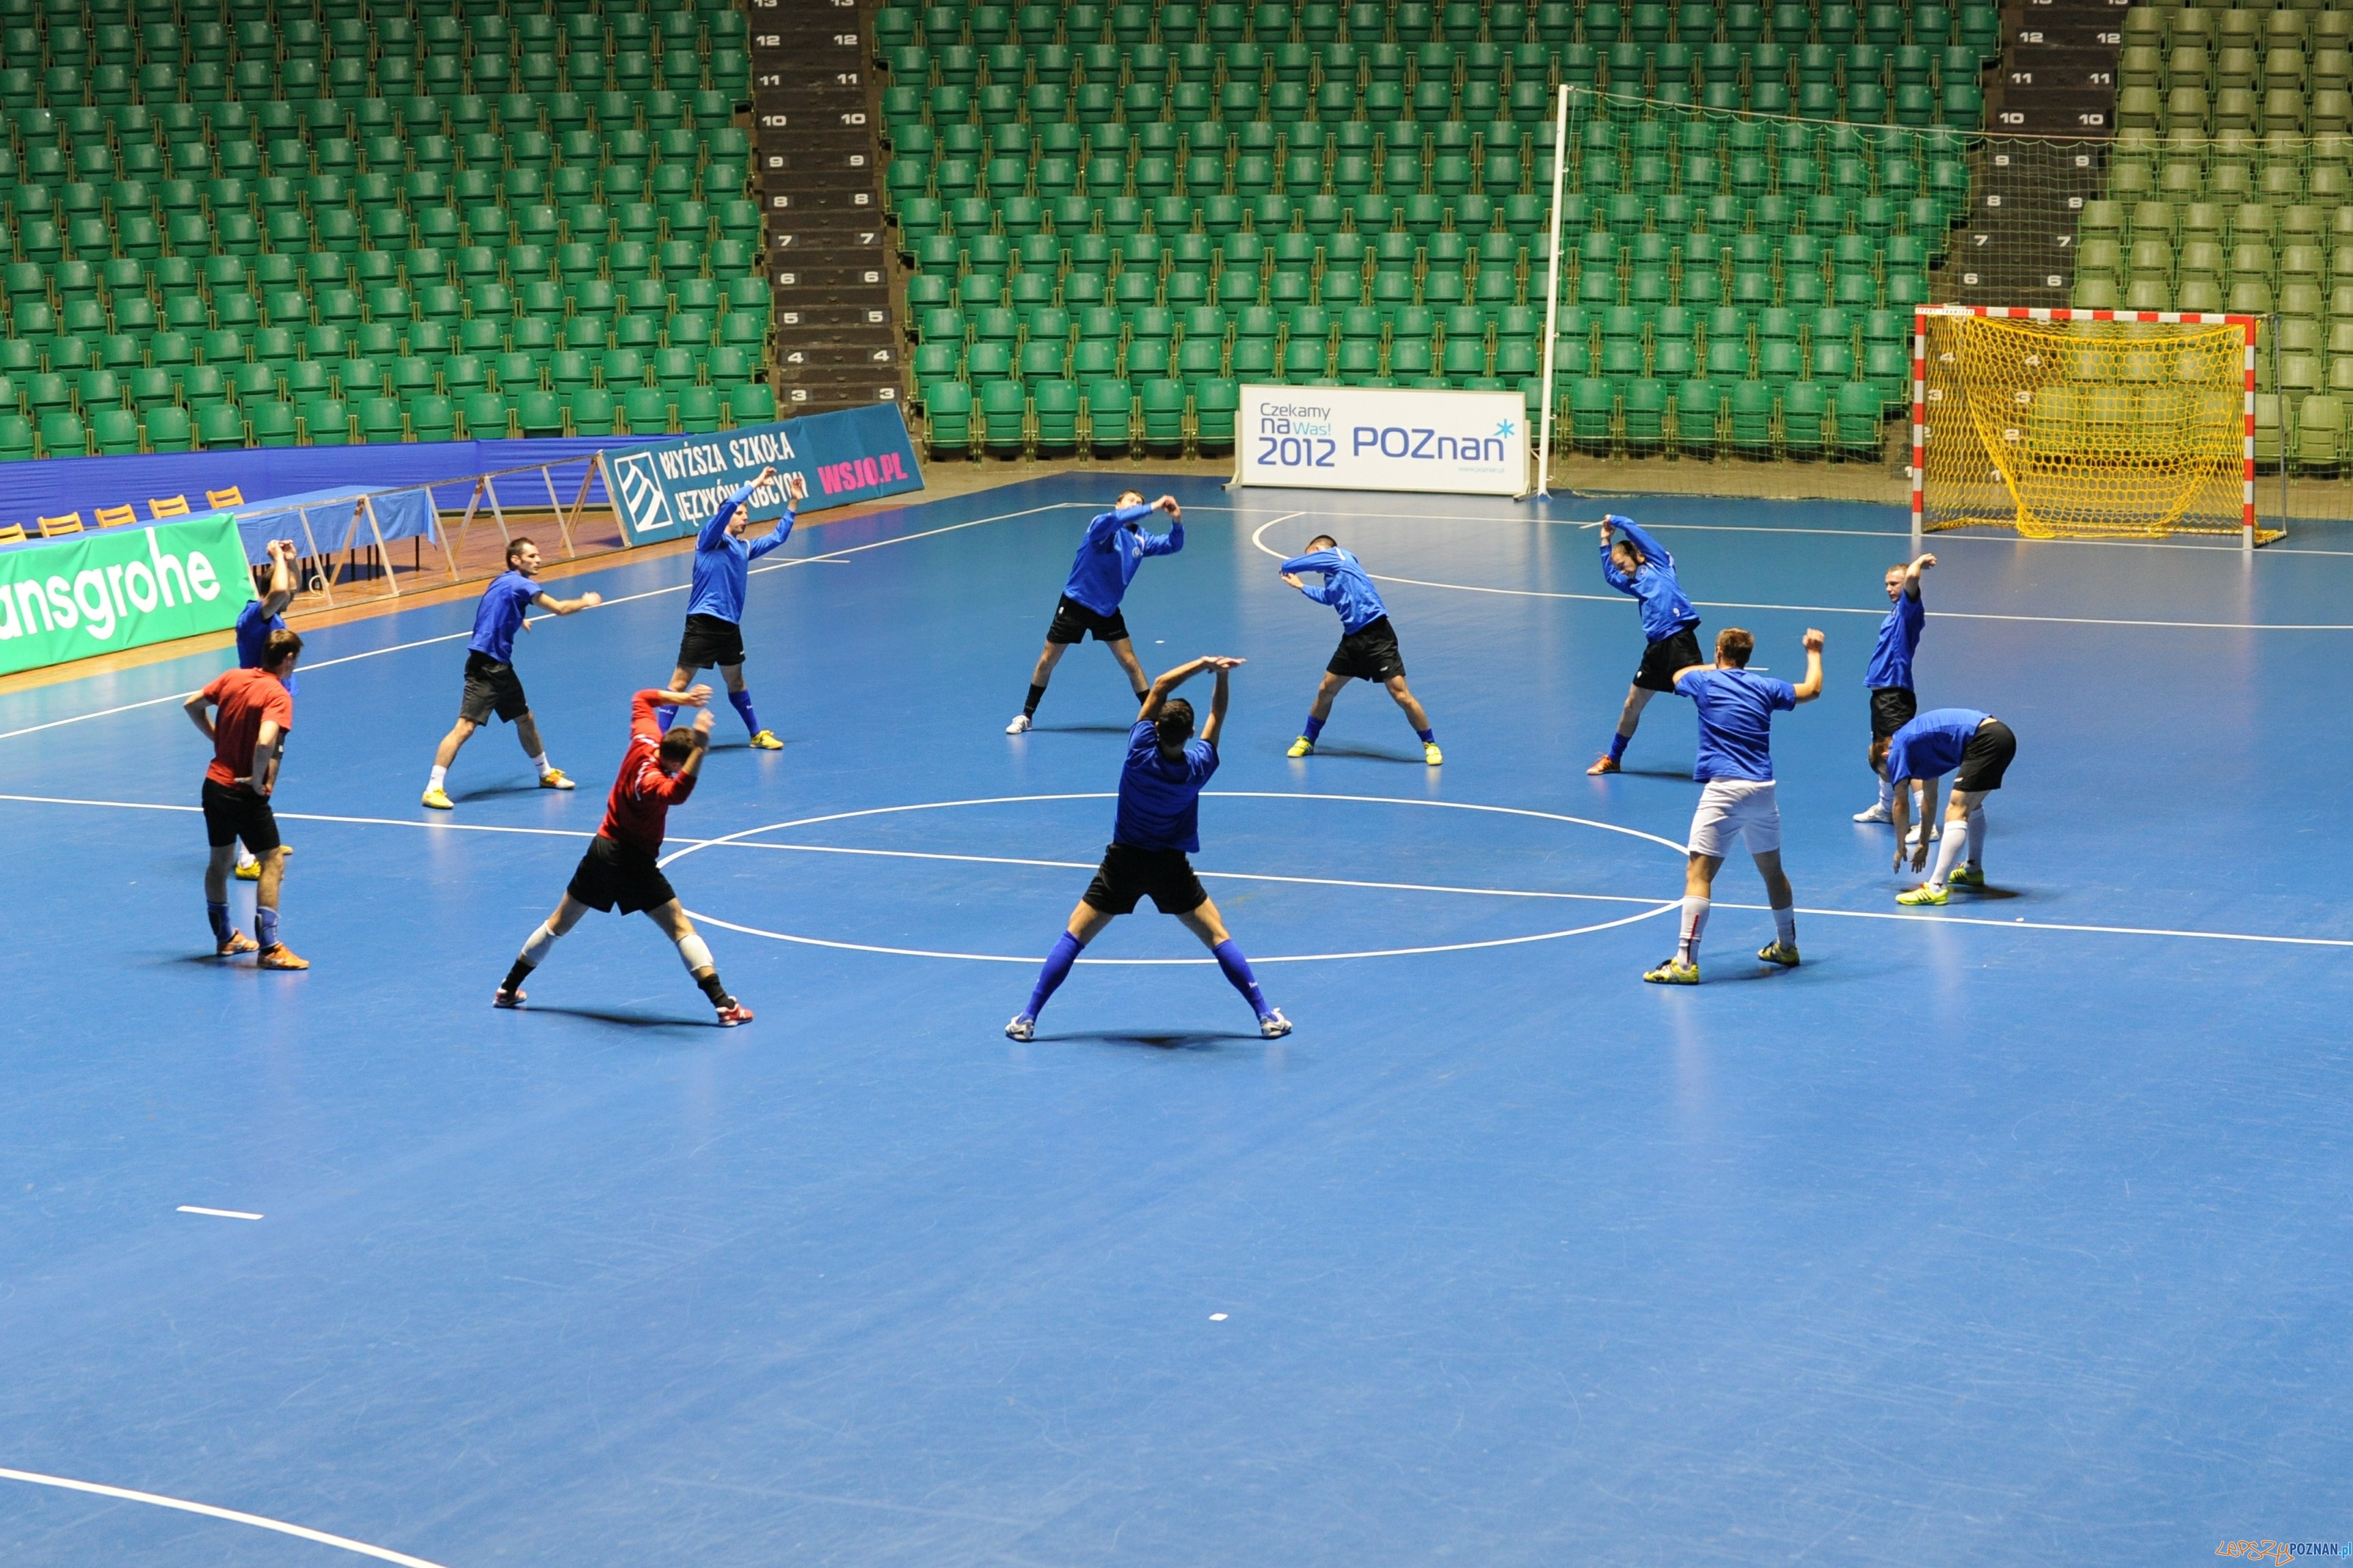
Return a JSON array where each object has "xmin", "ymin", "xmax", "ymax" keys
[{"xmin": 0, "ymin": 513, "xmax": 254, "ymax": 677}]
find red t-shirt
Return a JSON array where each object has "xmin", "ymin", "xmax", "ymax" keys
[
  {"xmin": 598, "ymin": 690, "xmax": 698, "ymax": 855},
  {"xmin": 201, "ymin": 668, "xmax": 295, "ymax": 788}
]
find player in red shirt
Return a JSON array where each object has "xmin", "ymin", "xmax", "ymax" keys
[
  {"xmin": 183, "ymin": 627, "xmax": 308, "ymax": 969},
  {"xmin": 492, "ymin": 685, "xmax": 753, "ymax": 1025}
]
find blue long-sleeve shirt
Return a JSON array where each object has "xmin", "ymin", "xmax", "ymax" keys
[
  {"xmin": 1598, "ymin": 515, "xmax": 1699, "ymax": 644},
  {"xmin": 1062, "ymin": 502, "xmax": 1182, "ymax": 615},
  {"xmin": 686, "ymin": 481, "xmax": 793, "ymax": 624},
  {"xmin": 1279, "ymin": 547, "xmax": 1388, "ymax": 634}
]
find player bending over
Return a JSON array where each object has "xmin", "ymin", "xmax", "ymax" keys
[
  {"xmin": 1644, "ymin": 627, "xmax": 1825, "ymax": 985},
  {"xmin": 186, "ymin": 627, "xmax": 308, "ymax": 970},
  {"xmin": 1876, "ymin": 707, "xmax": 2017, "ymax": 906},
  {"xmin": 422, "ymin": 537, "xmax": 602, "ymax": 811},
  {"xmin": 1006, "ymin": 491, "xmax": 1183, "ymax": 734},
  {"xmin": 1277, "ymin": 534, "xmax": 1441, "ymax": 765},
  {"xmin": 230, "ymin": 537, "xmax": 298, "ymax": 880},
  {"xmin": 1855, "ymin": 552, "xmax": 1941, "ymax": 844},
  {"xmin": 493, "ymin": 685, "xmax": 751, "ymax": 1025},
  {"xmin": 1007, "ymin": 656, "xmax": 1291, "ymax": 1041},
  {"xmin": 661, "ymin": 464, "xmax": 803, "ymax": 750},
  {"xmin": 1589, "ymin": 515, "xmax": 1703, "ymax": 776}
]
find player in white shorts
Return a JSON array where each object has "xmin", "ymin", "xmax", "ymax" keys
[{"xmin": 1643, "ymin": 625, "xmax": 1825, "ymax": 984}]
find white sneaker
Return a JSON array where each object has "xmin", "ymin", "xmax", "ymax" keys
[
  {"xmin": 1006, "ymin": 1014, "xmax": 1036, "ymax": 1040},
  {"xmin": 1259, "ymin": 1009, "xmax": 1293, "ymax": 1038},
  {"xmin": 1005, "ymin": 713, "xmax": 1032, "ymax": 734},
  {"xmin": 1905, "ymin": 823, "xmax": 1941, "ymax": 848},
  {"xmin": 1853, "ymin": 803, "xmax": 1892, "ymax": 824}
]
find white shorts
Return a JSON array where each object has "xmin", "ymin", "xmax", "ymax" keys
[{"xmin": 1686, "ymin": 779, "xmax": 1781, "ymax": 859}]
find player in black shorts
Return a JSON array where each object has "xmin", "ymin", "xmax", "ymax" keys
[
  {"xmin": 1588, "ymin": 515, "xmax": 1704, "ymax": 775},
  {"xmin": 1275, "ymin": 536, "xmax": 1442, "ymax": 764},
  {"xmin": 1007, "ymin": 491, "xmax": 1184, "ymax": 733},
  {"xmin": 1876, "ymin": 707, "xmax": 2018, "ymax": 906}
]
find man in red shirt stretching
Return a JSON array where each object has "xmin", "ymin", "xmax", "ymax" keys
[
  {"xmin": 184, "ymin": 627, "xmax": 308, "ymax": 969},
  {"xmin": 492, "ymin": 684, "xmax": 752, "ymax": 1025}
]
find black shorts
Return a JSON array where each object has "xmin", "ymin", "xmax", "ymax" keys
[
  {"xmin": 1081, "ymin": 842, "xmax": 1208, "ymax": 916},
  {"xmin": 676, "ymin": 612, "xmax": 747, "ymax": 671},
  {"xmin": 201, "ymin": 777, "xmax": 280, "ymax": 855},
  {"xmin": 1632, "ymin": 625, "xmax": 1705, "ymax": 693},
  {"xmin": 1045, "ymin": 594, "xmax": 1131, "ymax": 645},
  {"xmin": 1952, "ymin": 718, "xmax": 2017, "ymax": 794},
  {"xmin": 459, "ymin": 649, "xmax": 530, "ymax": 725},
  {"xmin": 1327, "ymin": 614, "xmax": 1406, "ymax": 682},
  {"xmin": 565, "ymin": 833, "xmax": 679, "ymax": 915},
  {"xmin": 1869, "ymin": 686, "xmax": 1918, "ymax": 740}
]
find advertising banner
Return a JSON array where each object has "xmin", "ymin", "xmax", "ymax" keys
[
  {"xmin": 0, "ymin": 513, "xmax": 254, "ymax": 677},
  {"xmin": 606, "ymin": 403, "xmax": 926, "ymax": 546},
  {"xmin": 1231, "ymin": 385, "xmax": 1529, "ymax": 497}
]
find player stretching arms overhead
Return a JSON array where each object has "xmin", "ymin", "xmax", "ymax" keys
[
  {"xmin": 230, "ymin": 537, "xmax": 297, "ymax": 880},
  {"xmin": 1643, "ymin": 627, "xmax": 1825, "ymax": 985},
  {"xmin": 1877, "ymin": 708, "xmax": 2017, "ymax": 906},
  {"xmin": 493, "ymin": 685, "xmax": 752, "ymax": 1025},
  {"xmin": 185, "ymin": 627, "xmax": 308, "ymax": 970},
  {"xmin": 1006, "ymin": 491, "xmax": 1183, "ymax": 734},
  {"xmin": 421, "ymin": 537, "xmax": 603, "ymax": 811},
  {"xmin": 1276, "ymin": 534, "xmax": 1442, "ymax": 765},
  {"xmin": 1588, "ymin": 515, "xmax": 1703, "ymax": 776},
  {"xmin": 1006, "ymin": 657, "xmax": 1291, "ymax": 1042},
  {"xmin": 660, "ymin": 464, "xmax": 802, "ymax": 749},
  {"xmin": 1854, "ymin": 552, "xmax": 1940, "ymax": 837}
]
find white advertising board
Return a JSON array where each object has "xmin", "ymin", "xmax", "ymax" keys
[{"xmin": 1231, "ymin": 384, "xmax": 1529, "ymax": 496}]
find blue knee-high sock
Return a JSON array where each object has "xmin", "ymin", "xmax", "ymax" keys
[
  {"xmin": 728, "ymin": 688, "xmax": 761, "ymax": 736},
  {"xmin": 255, "ymin": 906, "xmax": 279, "ymax": 949},
  {"xmin": 1302, "ymin": 713, "xmax": 1326, "ymax": 741},
  {"xmin": 206, "ymin": 902, "xmax": 233, "ymax": 943},
  {"xmin": 1416, "ymin": 726, "xmax": 1435, "ymax": 744},
  {"xmin": 1025, "ymin": 931, "xmax": 1085, "ymax": 1019},
  {"xmin": 1211, "ymin": 938, "xmax": 1269, "ymax": 1017},
  {"xmin": 654, "ymin": 703, "xmax": 679, "ymax": 732},
  {"xmin": 1607, "ymin": 730, "xmax": 1631, "ymax": 762}
]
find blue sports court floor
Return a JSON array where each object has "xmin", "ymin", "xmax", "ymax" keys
[{"xmin": 2, "ymin": 471, "xmax": 2348, "ymax": 1565}]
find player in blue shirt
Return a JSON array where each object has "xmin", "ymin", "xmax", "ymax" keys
[
  {"xmin": 1006, "ymin": 655, "xmax": 1292, "ymax": 1041},
  {"xmin": 421, "ymin": 537, "xmax": 602, "ymax": 810},
  {"xmin": 1875, "ymin": 707, "xmax": 2017, "ymax": 905},
  {"xmin": 1588, "ymin": 515, "xmax": 1705, "ymax": 775},
  {"xmin": 228, "ymin": 537, "xmax": 297, "ymax": 878},
  {"xmin": 1006, "ymin": 491, "xmax": 1184, "ymax": 734},
  {"xmin": 660, "ymin": 464, "xmax": 799, "ymax": 750},
  {"xmin": 1854, "ymin": 552, "xmax": 1939, "ymax": 835},
  {"xmin": 1276, "ymin": 534, "xmax": 1442, "ymax": 766},
  {"xmin": 1643, "ymin": 625, "xmax": 1825, "ymax": 985}
]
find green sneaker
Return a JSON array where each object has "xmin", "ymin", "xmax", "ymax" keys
[
  {"xmin": 1756, "ymin": 941, "xmax": 1800, "ymax": 967},
  {"xmin": 1286, "ymin": 735, "xmax": 1315, "ymax": 757},
  {"xmin": 1896, "ymin": 883, "xmax": 1948, "ymax": 906},
  {"xmin": 1643, "ymin": 956, "xmax": 1700, "ymax": 984},
  {"xmin": 1948, "ymin": 863, "xmax": 1986, "ymax": 889}
]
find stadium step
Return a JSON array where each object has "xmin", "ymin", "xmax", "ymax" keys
[
  {"xmin": 1933, "ymin": 1, "xmax": 2121, "ymax": 308},
  {"xmin": 752, "ymin": 0, "xmax": 903, "ymax": 414}
]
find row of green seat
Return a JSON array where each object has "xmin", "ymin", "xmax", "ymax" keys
[
  {"xmin": 2122, "ymin": 5, "xmax": 2353, "ymax": 49},
  {"xmin": 5, "ymin": 8, "xmax": 740, "ymax": 64},
  {"xmin": 2, "ymin": 346, "xmax": 766, "ymax": 411}
]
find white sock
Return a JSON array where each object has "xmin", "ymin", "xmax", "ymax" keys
[
  {"xmin": 520, "ymin": 921, "xmax": 561, "ymax": 966},
  {"xmin": 1965, "ymin": 804, "xmax": 1986, "ymax": 868},
  {"xmin": 1874, "ymin": 772, "xmax": 1894, "ymax": 813},
  {"xmin": 530, "ymin": 751, "xmax": 553, "ymax": 778},
  {"xmin": 1773, "ymin": 904, "xmax": 1796, "ymax": 948},
  {"xmin": 675, "ymin": 932, "xmax": 714, "ymax": 975},
  {"xmin": 428, "ymin": 763, "xmax": 448, "ymax": 792},
  {"xmin": 1928, "ymin": 826, "xmax": 1967, "ymax": 889},
  {"xmin": 1678, "ymin": 895, "xmax": 1709, "ymax": 964}
]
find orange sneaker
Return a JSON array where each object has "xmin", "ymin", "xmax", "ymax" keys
[
  {"xmin": 716, "ymin": 999, "xmax": 754, "ymax": 1026},
  {"xmin": 257, "ymin": 943, "xmax": 310, "ymax": 971},
  {"xmin": 1587, "ymin": 753, "xmax": 1622, "ymax": 775},
  {"xmin": 215, "ymin": 932, "xmax": 259, "ymax": 957}
]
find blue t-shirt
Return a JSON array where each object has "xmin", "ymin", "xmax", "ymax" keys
[
  {"xmin": 234, "ymin": 597, "xmax": 295, "ymax": 694},
  {"xmin": 1883, "ymin": 707, "xmax": 1989, "ymax": 783},
  {"xmin": 686, "ymin": 481, "xmax": 794, "ymax": 624},
  {"xmin": 1113, "ymin": 718, "xmax": 1219, "ymax": 852},
  {"xmin": 1676, "ymin": 666, "xmax": 1797, "ymax": 783},
  {"xmin": 467, "ymin": 569, "xmax": 541, "ymax": 664},
  {"xmin": 1866, "ymin": 590, "xmax": 1926, "ymax": 691},
  {"xmin": 1279, "ymin": 547, "xmax": 1388, "ymax": 634},
  {"xmin": 1063, "ymin": 503, "xmax": 1183, "ymax": 616},
  {"xmin": 1599, "ymin": 515, "xmax": 1699, "ymax": 645}
]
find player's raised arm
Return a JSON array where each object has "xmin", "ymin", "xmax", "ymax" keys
[
  {"xmin": 533, "ymin": 586, "xmax": 604, "ymax": 616},
  {"xmin": 1903, "ymin": 552, "xmax": 1936, "ymax": 596},
  {"xmin": 1200, "ymin": 657, "xmax": 1240, "ymax": 748},
  {"xmin": 1139, "ymin": 655, "xmax": 1215, "ymax": 720},
  {"xmin": 699, "ymin": 479, "xmax": 759, "ymax": 551},
  {"xmin": 1792, "ymin": 630, "xmax": 1826, "ymax": 703}
]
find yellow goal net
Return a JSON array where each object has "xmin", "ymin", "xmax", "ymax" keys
[{"xmin": 1913, "ymin": 307, "xmax": 2273, "ymax": 544}]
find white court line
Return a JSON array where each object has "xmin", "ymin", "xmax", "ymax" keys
[
  {"xmin": 0, "ymin": 1468, "xmax": 452, "ymax": 1568},
  {"xmin": 1243, "ymin": 517, "xmax": 2353, "ymax": 631},
  {"xmin": 0, "ymin": 501, "xmax": 1084, "ymax": 743},
  {"xmin": 177, "ymin": 1205, "xmax": 263, "ymax": 1219}
]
